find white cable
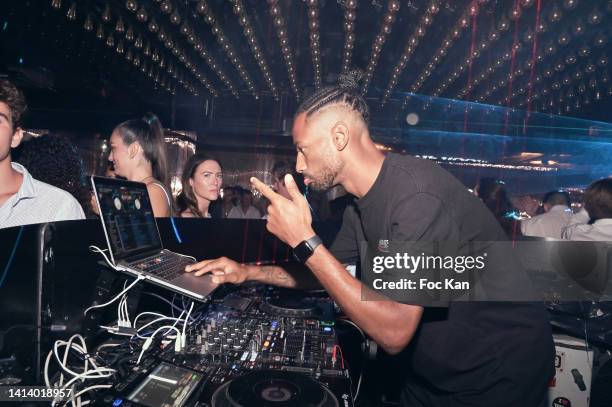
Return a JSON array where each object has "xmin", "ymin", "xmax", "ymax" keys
[
  {"xmin": 134, "ymin": 311, "xmax": 171, "ymax": 328},
  {"xmin": 117, "ymin": 293, "xmax": 131, "ymax": 327},
  {"xmin": 117, "ymin": 280, "xmax": 127, "ymax": 327},
  {"xmin": 83, "ymin": 275, "xmax": 145, "ymax": 316},
  {"xmin": 182, "ymin": 302, "xmax": 194, "ymax": 348},
  {"xmin": 136, "ymin": 325, "xmax": 181, "ymax": 365},
  {"xmin": 117, "ymin": 295, "xmax": 125, "ymax": 327},
  {"xmin": 58, "ymin": 335, "xmax": 76, "ymax": 387},
  {"xmin": 89, "ymin": 245, "xmax": 141, "ymax": 323},
  {"xmin": 355, "ymin": 370, "xmax": 363, "ymax": 402},
  {"xmin": 120, "ymin": 278, "xmax": 132, "ymax": 327},
  {"xmin": 95, "ymin": 343, "xmax": 121, "ymax": 352},
  {"xmin": 167, "ymin": 309, "xmax": 186, "ymax": 336},
  {"xmin": 123, "ymin": 295, "xmax": 131, "ymax": 327},
  {"xmin": 65, "ymin": 384, "xmax": 112, "ymax": 407},
  {"xmin": 52, "ymin": 338, "xmax": 115, "ymax": 380},
  {"xmin": 117, "ymin": 279, "xmax": 128, "ymax": 327},
  {"xmin": 44, "ymin": 349, "xmax": 54, "ymax": 388},
  {"xmin": 136, "ymin": 316, "xmax": 184, "ymax": 339},
  {"xmin": 52, "ymin": 341, "xmax": 114, "ymax": 380},
  {"xmin": 54, "ymin": 374, "xmax": 109, "ymax": 407},
  {"xmin": 45, "ymin": 335, "xmax": 115, "ymax": 407},
  {"xmin": 88, "ymin": 245, "xmax": 115, "ymax": 268},
  {"xmin": 336, "ymin": 319, "xmax": 366, "ymax": 401}
]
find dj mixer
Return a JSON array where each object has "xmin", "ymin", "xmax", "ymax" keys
[{"xmin": 91, "ymin": 285, "xmax": 354, "ymax": 407}]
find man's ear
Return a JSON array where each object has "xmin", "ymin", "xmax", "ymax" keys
[
  {"xmin": 331, "ymin": 121, "xmax": 349, "ymax": 151},
  {"xmin": 10, "ymin": 128, "xmax": 24, "ymax": 149}
]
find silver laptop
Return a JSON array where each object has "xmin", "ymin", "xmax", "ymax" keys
[{"xmin": 91, "ymin": 176, "xmax": 218, "ymax": 300}]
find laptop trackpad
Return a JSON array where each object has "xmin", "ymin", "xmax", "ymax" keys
[{"xmin": 173, "ymin": 272, "xmax": 219, "ymax": 296}]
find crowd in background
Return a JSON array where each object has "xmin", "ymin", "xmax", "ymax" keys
[
  {"xmin": 1, "ymin": 78, "xmax": 610, "ymax": 242},
  {"xmin": 473, "ymin": 176, "xmax": 612, "ymax": 242}
]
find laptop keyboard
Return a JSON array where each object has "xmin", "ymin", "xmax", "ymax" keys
[{"xmin": 132, "ymin": 252, "xmax": 194, "ymax": 281}]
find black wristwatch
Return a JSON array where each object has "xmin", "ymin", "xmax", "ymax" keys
[{"xmin": 292, "ymin": 235, "xmax": 323, "ymax": 263}]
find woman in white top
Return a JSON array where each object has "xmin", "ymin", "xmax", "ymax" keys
[
  {"xmin": 108, "ymin": 113, "xmax": 171, "ymax": 217},
  {"xmin": 176, "ymin": 153, "xmax": 223, "ymax": 218}
]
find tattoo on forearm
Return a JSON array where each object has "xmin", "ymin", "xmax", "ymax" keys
[{"xmin": 260, "ymin": 266, "xmax": 295, "ymax": 287}]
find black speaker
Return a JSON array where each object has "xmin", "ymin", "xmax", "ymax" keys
[{"xmin": 0, "ymin": 224, "xmax": 46, "ymax": 385}]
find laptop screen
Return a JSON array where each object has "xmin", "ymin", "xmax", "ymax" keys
[{"xmin": 92, "ymin": 176, "xmax": 163, "ymax": 261}]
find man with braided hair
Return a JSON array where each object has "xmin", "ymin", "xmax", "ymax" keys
[{"xmin": 187, "ymin": 73, "xmax": 554, "ymax": 406}]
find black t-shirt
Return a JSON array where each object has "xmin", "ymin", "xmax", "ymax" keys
[{"xmin": 329, "ymin": 153, "xmax": 554, "ymax": 407}]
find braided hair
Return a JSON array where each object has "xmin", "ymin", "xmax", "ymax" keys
[{"xmin": 296, "ymin": 70, "xmax": 370, "ymax": 124}]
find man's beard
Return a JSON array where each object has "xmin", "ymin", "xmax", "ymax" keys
[{"xmin": 307, "ymin": 151, "xmax": 343, "ymax": 192}]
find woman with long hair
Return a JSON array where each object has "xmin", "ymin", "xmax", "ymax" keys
[
  {"xmin": 475, "ymin": 177, "xmax": 520, "ymax": 237},
  {"xmin": 108, "ymin": 113, "xmax": 171, "ymax": 217},
  {"xmin": 176, "ymin": 153, "xmax": 223, "ymax": 218}
]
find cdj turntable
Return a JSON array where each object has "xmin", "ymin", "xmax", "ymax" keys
[
  {"xmin": 93, "ymin": 285, "xmax": 354, "ymax": 407},
  {"xmin": 211, "ymin": 370, "xmax": 345, "ymax": 407},
  {"xmin": 258, "ymin": 289, "xmax": 321, "ymax": 318}
]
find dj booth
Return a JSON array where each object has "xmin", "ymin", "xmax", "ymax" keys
[
  {"xmin": 0, "ymin": 218, "xmax": 373, "ymax": 406},
  {"xmin": 2, "ymin": 219, "xmax": 612, "ymax": 406}
]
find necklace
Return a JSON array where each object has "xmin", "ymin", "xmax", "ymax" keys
[{"xmin": 139, "ymin": 175, "xmax": 154, "ymax": 183}]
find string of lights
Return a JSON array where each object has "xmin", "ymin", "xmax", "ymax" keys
[
  {"xmin": 381, "ymin": 1, "xmax": 439, "ymax": 105},
  {"xmin": 465, "ymin": 1, "xmax": 577, "ymax": 103},
  {"xmin": 436, "ymin": 0, "xmax": 545, "ymax": 99},
  {"xmin": 307, "ymin": 0, "xmax": 322, "ymax": 91},
  {"xmin": 506, "ymin": 24, "xmax": 607, "ymax": 115},
  {"xmin": 150, "ymin": 0, "xmax": 226, "ymax": 97},
  {"xmin": 340, "ymin": 0, "xmax": 357, "ymax": 75},
  {"xmin": 54, "ymin": 0, "xmax": 200, "ymax": 96},
  {"xmin": 228, "ymin": 0, "xmax": 279, "ymax": 100},
  {"xmin": 147, "ymin": 1, "xmax": 236, "ymax": 98},
  {"xmin": 360, "ymin": 0, "xmax": 400, "ymax": 96},
  {"xmin": 268, "ymin": 0, "xmax": 299, "ymax": 100},
  {"xmin": 124, "ymin": 1, "xmax": 209, "ymax": 97},
  {"xmin": 475, "ymin": 8, "xmax": 607, "ymax": 115},
  {"xmin": 407, "ymin": 1, "xmax": 476, "ymax": 98},
  {"xmin": 195, "ymin": 0, "xmax": 257, "ymax": 98}
]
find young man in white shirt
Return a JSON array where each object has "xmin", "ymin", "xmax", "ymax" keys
[
  {"xmin": 227, "ymin": 187, "xmax": 261, "ymax": 219},
  {"xmin": 0, "ymin": 79, "xmax": 84, "ymax": 229},
  {"xmin": 521, "ymin": 190, "xmax": 572, "ymax": 239},
  {"xmin": 563, "ymin": 178, "xmax": 612, "ymax": 241}
]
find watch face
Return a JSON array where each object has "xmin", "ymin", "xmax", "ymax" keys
[
  {"xmin": 293, "ymin": 236, "xmax": 321, "ymax": 263},
  {"xmin": 293, "ymin": 241, "xmax": 313, "ymax": 263}
]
